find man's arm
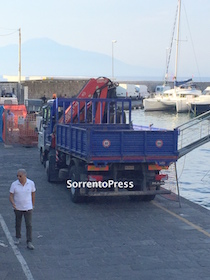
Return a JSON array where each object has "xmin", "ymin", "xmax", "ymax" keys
[
  {"xmin": 9, "ymin": 193, "xmax": 16, "ymax": 209},
  {"xmin": 32, "ymin": 192, "xmax": 35, "ymax": 209}
]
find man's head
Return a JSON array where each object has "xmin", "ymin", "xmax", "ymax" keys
[{"xmin": 17, "ymin": 169, "xmax": 27, "ymax": 184}]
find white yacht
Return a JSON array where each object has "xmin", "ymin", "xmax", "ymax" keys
[
  {"xmin": 143, "ymin": 80, "xmax": 201, "ymax": 112},
  {"xmin": 163, "ymin": 81, "xmax": 202, "ymax": 113}
]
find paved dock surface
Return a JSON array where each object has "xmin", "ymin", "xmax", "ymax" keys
[{"xmin": 0, "ymin": 143, "xmax": 210, "ymax": 280}]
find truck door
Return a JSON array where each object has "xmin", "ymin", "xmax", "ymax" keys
[{"xmin": 38, "ymin": 119, "xmax": 44, "ymax": 151}]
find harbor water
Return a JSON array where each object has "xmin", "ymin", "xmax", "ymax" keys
[{"xmin": 131, "ymin": 109, "xmax": 210, "ymax": 210}]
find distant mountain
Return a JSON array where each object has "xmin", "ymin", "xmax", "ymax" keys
[{"xmin": 0, "ymin": 38, "xmax": 159, "ymax": 79}]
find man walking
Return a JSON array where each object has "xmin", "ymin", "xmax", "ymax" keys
[{"xmin": 9, "ymin": 169, "xmax": 36, "ymax": 250}]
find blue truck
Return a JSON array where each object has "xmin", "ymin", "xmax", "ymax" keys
[{"xmin": 39, "ymin": 77, "xmax": 179, "ymax": 203}]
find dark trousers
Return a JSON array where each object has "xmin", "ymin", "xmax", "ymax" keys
[{"xmin": 14, "ymin": 210, "xmax": 32, "ymax": 243}]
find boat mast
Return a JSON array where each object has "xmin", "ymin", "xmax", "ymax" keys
[
  {"xmin": 164, "ymin": 4, "xmax": 178, "ymax": 86},
  {"xmin": 174, "ymin": 0, "xmax": 181, "ymax": 87}
]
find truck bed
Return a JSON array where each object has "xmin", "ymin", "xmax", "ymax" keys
[{"xmin": 56, "ymin": 123, "xmax": 178, "ymax": 165}]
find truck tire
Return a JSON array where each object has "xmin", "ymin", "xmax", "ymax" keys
[
  {"xmin": 46, "ymin": 150, "xmax": 59, "ymax": 182},
  {"xmin": 69, "ymin": 165, "xmax": 84, "ymax": 203},
  {"xmin": 46, "ymin": 160, "xmax": 52, "ymax": 182},
  {"xmin": 40, "ymin": 149, "xmax": 44, "ymax": 164}
]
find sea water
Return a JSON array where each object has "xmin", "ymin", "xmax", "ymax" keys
[{"xmin": 131, "ymin": 109, "xmax": 210, "ymax": 210}]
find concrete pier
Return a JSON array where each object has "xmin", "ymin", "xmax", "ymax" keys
[{"xmin": 1, "ymin": 143, "xmax": 210, "ymax": 279}]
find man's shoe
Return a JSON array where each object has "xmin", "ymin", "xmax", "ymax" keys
[
  {"xmin": 27, "ymin": 242, "xmax": 35, "ymax": 250},
  {"xmin": 14, "ymin": 238, "xmax": 21, "ymax": 245}
]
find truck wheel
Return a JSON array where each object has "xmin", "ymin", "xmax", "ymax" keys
[
  {"xmin": 46, "ymin": 158, "xmax": 56, "ymax": 182},
  {"xmin": 46, "ymin": 160, "xmax": 52, "ymax": 182},
  {"xmin": 69, "ymin": 165, "xmax": 83, "ymax": 203},
  {"xmin": 46, "ymin": 150, "xmax": 59, "ymax": 182},
  {"xmin": 40, "ymin": 149, "xmax": 44, "ymax": 164}
]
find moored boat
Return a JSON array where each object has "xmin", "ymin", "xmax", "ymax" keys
[
  {"xmin": 189, "ymin": 87, "xmax": 210, "ymax": 115},
  {"xmin": 143, "ymin": 92, "xmax": 175, "ymax": 111}
]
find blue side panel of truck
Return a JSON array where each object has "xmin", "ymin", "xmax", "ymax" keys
[{"xmin": 56, "ymin": 123, "xmax": 178, "ymax": 164}]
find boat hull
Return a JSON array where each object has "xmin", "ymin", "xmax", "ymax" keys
[
  {"xmin": 190, "ymin": 95, "xmax": 210, "ymax": 115},
  {"xmin": 191, "ymin": 103, "xmax": 210, "ymax": 115},
  {"xmin": 143, "ymin": 98, "xmax": 175, "ymax": 111},
  {"xmin": 176, "ymin": 99, "xmax": 191, "ymax": 113}
]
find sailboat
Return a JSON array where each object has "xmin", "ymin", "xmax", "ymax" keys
[
  {"xmin": 143, "ymin": 0, "xmax": 202, "ymax": 113},
  {"xmin": 163, "ymin": 79, "xmax": 201, "ymax": 113}
]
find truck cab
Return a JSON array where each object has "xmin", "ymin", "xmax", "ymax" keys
[{"xmin": 38, "ymin": 100, "xmax": 55, "ymax": 165}]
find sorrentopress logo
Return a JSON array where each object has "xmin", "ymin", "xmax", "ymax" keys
[{"xmin": 67, "ymin": 180, "xmax": 134, "ymax": 189}]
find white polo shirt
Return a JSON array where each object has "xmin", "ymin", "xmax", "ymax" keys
[{"xmin": 10, "ymin": 179, "xmax": 36, "ymax": 211}]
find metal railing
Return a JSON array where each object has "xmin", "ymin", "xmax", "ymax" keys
[
  {"xmin": 56, "ymin": 98, "xmax": 132, "ymax": 125},
  {"xmin": 177, "ymin": 110, "xmax": 210, "ymax": 158}
]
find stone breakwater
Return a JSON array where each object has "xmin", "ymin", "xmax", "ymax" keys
[
  {"xmin": 0, "ymin": 79, "xmax": 209, "ymax": 101},
  {"xmin": 123, "ymin": 80, "xmax": 209, "ymax": 94}
]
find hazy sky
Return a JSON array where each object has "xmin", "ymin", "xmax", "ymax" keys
[{"xmin": 1, "ymin": 0, "xmax": 209, "ymax": 78}]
